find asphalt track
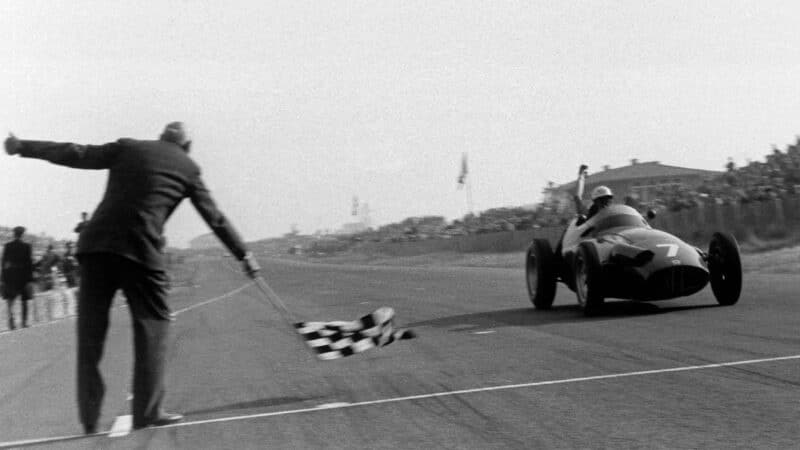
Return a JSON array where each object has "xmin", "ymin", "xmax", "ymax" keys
[{"xmin": 0, "ymin": 256, "xmax": 798, "ymax": 449}]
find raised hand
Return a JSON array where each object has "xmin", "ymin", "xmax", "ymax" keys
[{"xmin": 5, "ymin": 132, "xmax": 21, "ymax": 155}]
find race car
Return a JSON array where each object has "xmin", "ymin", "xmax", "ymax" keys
[{"xmin": 525, "ymin": 168, "xmax": 742, "ymax": 315}]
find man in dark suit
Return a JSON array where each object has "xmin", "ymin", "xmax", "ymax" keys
[
  {"xmin": 5, "ymin": 122, "xmax": 261, "ymax": 433},
  {"xmin": 1, "ymin": 226, "xmax": 34, "ymax": 329}
]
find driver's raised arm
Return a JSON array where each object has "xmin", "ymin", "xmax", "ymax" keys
[
  {"xmin": 573, "ymin": 164, "xmax": 589, "ymax": 215},
  {"xmin": 573, "ymin": 194, "xmax": 587, "ymax": 216}
]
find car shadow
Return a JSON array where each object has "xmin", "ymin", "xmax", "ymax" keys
[
  {"xmin": 185, "ymin": 395, "xmax": 322, "ymax": 416},
  {"xmin": 407, "ymin": 302, "xmax": 721, "ymax": 331}
]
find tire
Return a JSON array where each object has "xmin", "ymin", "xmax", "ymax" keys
[
  {"xmin": 526, "ymin": 239, "xmax": 557, "ymax": 309},
  {"xmin": 573, "ymin": 242, "xmax": 604, "ymax": 315},
  {"xmin": 708, "ymin": 232, "xmax": 742, "ymax": 306}
]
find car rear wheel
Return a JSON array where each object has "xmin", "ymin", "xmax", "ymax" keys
[
  {"xmin": 526, "ymin": 239, "xmax": 557, "ymax": 309},
  {"xmin": 708, "ymin": 232, "xmax": 742, "ymax": 306},
  {"xmin": 574, "ymin": 242, "xmax": 604, "ymax": 315}
]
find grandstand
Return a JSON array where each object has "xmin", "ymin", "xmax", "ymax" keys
[{"xmin": 549, "ymin": 159, "xmax": 720, "ymax": 207}]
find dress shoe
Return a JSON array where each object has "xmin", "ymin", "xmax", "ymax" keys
[
  {"xmin": 133, "ymin": 412, "xmax": 184, "ymax": 429},
  {"xmin": 83, "ymin": 424, "xmax": 98, "ymax": 435}
]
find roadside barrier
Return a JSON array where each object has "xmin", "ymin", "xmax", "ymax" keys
[{"xmin": 351, "ymin": 195, "xmax": 800, "ymax": 256}]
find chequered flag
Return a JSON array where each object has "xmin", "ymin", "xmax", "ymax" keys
[{"xmin": 294, "ymin": 307, "xmax": 416, "ymax": 360}]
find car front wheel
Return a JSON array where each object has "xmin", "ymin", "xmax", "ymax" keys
[
  {"xmin": 574, "ymin": 242, "xmax": 604, "ymax": 315},
  {"xmin": 708, "ymin": 232, "xmax": 742, "ymax": 306},
  {"xmin": 526, "ymin": 239, "xmax": 557, "ymax": 309}
]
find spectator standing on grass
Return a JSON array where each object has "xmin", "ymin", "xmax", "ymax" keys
[
  {"xmin": 1, "ymin": 226, "xmax": 34, "ymax": 329},
  {"xmin": 4, "ymin": 122, "xmax": 261, "ymax": 434}
]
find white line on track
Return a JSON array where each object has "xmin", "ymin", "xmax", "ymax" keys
[
  {"xmin": 316, "ymin": 402, "xmax": 351, "ymax": 408},
  {"xmin": 2, "ymin": 353, "xmax": 800, "ymax": 448},
  {"xmin": 0, "ymin": 281, "xmax": 255, "ymax": 447},
  {"xmin": 108, "ymin": 415, "xmax": 132, "ymax": 437},
  {"xmin": 172, "ymin": 282, "xmax": 254, "ymax": 316},
  {"xmin": 154, "ymin": 354, "xmax": 800, "ymax": 431},
  {"xmin": 106, "ymin": 282, "xmax": 253, "ymax": 432},
  {"xmin": 0, "ymin": 432, "xmax": 107, "ymax": 449},
  {"xmin": 124, "ymin": 353, "xmax": 800, "ymax": 432},
  {"xmin": 0, "ymin": 281, "xmax": 253, "ymax": 338}
]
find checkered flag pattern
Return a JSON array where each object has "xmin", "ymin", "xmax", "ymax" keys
[{"xmin": 294, "ymin": 307, "xmax": 415, "ymax": 360}]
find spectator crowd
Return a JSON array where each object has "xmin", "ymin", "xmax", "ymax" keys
[
  {"xmin": 1, "ymin": 214, "xmax": 86, "ymax": 330},
  {"xmin": 0, "ymin": 228, "xmax": 79, "ymax": 291},
  {"xmin": 626, "ymin": 142, "xmax": 800, "ymax": 215}
]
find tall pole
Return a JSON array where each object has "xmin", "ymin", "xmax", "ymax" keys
[
  {"xmin": 466, "ymin": 176, "xmax": 474, "ymax": 215},
  {"xmin": 458, "ymin": 152, "xmax": 473, "ymax": 215}
]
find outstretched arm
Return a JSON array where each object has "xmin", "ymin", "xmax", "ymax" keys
[{"xmin": 5, "ymin": 133, "xmax": 119, "ymax": 169}]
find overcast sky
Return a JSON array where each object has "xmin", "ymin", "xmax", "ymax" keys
[{"xmin": 2, "ymin": 1, "xmax": 800, "ymax": 247}]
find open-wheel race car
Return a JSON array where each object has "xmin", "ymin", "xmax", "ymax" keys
[
  {"xmin": 526, "ymin": 167, "xmax": 742, "ymax": 316},
  {"xmin": 525, "ymin": 204, "xmax": 743, "ymax": 315}
]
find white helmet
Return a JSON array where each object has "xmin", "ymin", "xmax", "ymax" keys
[{"xmin": 590, "ymin": 185, "xmax": 613, "ymax": 201}]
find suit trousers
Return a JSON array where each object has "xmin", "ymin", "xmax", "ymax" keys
[
  {"xmin": 76, "ymin": 253, "xmax": 172, "ymax": 429},
  {"xmin": 3, "ymin": 282, "xmax": 33, "ymax": 328}
]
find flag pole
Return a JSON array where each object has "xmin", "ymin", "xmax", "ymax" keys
[
  {"xmin": 251, "ymin": 276, "xmax": 326, "ymax": 360},
  {"xmin": 458, "ymin": 152, "xmax": 473, "ymax": 215},
  {"xmin": 466, "ymin": 175, "xmax": 474, "ymax": 215},
  {"xmin": 253, "ymin": 275, "xmax": 297, "ymax": 325}
]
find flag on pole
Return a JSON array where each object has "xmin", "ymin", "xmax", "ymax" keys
[
  {"xmin": 294, "ymin": 307, "xmax": 416, "ymax": 360},
  {"xmin": 457, "ymin": 153, "xmax": 468, "ymax": 188}
]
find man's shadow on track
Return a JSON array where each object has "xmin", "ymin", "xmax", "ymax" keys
[
  {"xmin": 407, "ymin": 302, "xmax": 720, "ymax": 331},
  {"xmin": 185, "ymin": 395, "xmax": 323, "ymax": 416}
]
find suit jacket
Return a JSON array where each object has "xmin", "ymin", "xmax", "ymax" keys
[
  {"xmin": 1, "ymin": 239, "xmax": 34, "ymax": 286},
  {"xmin": 19, "ymin": 138, "xmax": 249, "ymax": 271}
]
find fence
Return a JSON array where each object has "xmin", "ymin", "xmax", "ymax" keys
[
  {"xmin": 655, "ymin": 196, "xmax": 800, "ymax": 244},
  {"xmin": 354, "ymin": 195, "xmax": 800, "ymax": 256}
]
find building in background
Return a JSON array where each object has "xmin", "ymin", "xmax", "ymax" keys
[{"xmin": 548, "ymin": 159, "xmax": 721, "ymax": 208}]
